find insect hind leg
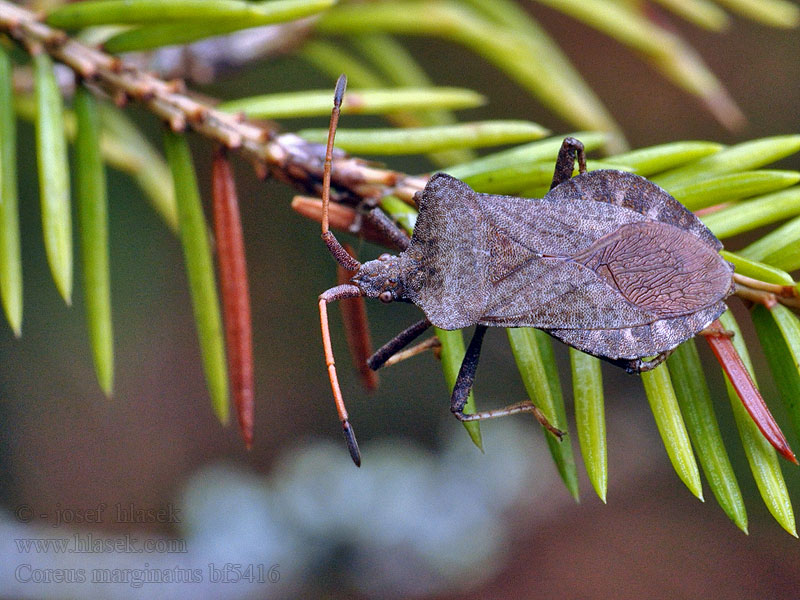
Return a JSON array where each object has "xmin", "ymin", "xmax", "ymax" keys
[
  {"xmin": 450, "ymin": 326, "xmax": 564, "ymax": 439},
  {"xmin": 604, "ymin": 349, "xmax": 675, "ymax": 374}
]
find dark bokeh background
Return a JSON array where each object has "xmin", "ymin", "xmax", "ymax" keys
[{"xmin": 1, "ymin": 3, "xmax": 800, "ymax": 599}]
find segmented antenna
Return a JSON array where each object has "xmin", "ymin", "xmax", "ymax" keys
[
  {"xmin": 321, "ymin": 74, "xmax": 361, "ymax": 272},
  {"xmin": 318, "ymin": 74, "xmax": 365, "ymax": 466}
]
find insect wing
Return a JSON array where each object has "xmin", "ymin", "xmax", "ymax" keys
[
  {"xmin": 473, "ymin": 183, "xmax": 733, "ymax": 332},
  {"xmin": 545, "ymin": 170, "xmax": 721, "ymax": 250}
]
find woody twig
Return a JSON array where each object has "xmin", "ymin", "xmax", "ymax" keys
[{"xmin": 0, "ymin": 0, "xmax": 410, "ymax": 202}]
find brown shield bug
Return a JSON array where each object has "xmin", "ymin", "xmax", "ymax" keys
[{"xmin": 317, "ymin": 75, "xmax": 735, "ymax": 466}]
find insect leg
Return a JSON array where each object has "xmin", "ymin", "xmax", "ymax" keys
[
  {"xmin": 367, "ymin": 318, "xmax": 432, "ymax": 370},
  {"xmin": 292, "ymin": 196, "xmax": 411, "ymax": 251},
  {"xmin": 451, "ymin": 326, "xmax": 564, "ymax": 438},
  {"xmin": 362, "ymin": 207, "xmax": 411, "ymax": 252},
  {"xmin": 457, "ymin": 402, "xmax": 564, "ymax": 439},
  {"xmin": 699, "ymin": 324, "xmax": 735, "ymax": 338},
  {"xmin": 607, "ymin": 350, "xmax": 675, "ymax": 374},
  {"xmin": 319, "ymin": 283, "xmax": 366, "ymax": 466},
  {"xmin": 381, "ymin": 336, "xmax": 441, "ymax": 368},
  {"xmin": 449, "ymin": 325, "xmax": 488, "ymax": 418},
  {"xmin": 549, "ymin": 136, "xmax": 587, "ymax": 190}
]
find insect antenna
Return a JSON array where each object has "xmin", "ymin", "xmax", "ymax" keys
[
  {"xmin": 319, "ymin": 284, "xmax": 363, "ymax": 465},
  {"xmin": 321, "ymin": 74, "xmax": 361, "ymax": 272},
  {"xmin": 318, "ymin": 74, "xmax": 366, "ymax": 466}
]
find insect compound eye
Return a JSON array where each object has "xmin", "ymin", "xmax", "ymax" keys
[{"xmin": 379, "ymin": 291, "xmax": 393, "ymax": 303}]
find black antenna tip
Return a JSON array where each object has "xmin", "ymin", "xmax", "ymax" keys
[
  {"xmin": 334, "ymin": 74, "xmax": 347, "ymax": 107},
  {"xmin": 342, "ymin": 420, "xmax": 361, "ymax": 467}
]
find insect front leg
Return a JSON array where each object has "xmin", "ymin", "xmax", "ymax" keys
[
  {"xmin": 450, "ymin": 326, "xmax": 564, "ymax": 439},
  {"xmin": 550, "ymin": 136, "xmax": 587, "ymax": 190},
  {"xmin": 361, "ymin": 207, "xmax": 411, "ymax": 252}
]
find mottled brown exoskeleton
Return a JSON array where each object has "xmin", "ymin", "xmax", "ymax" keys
[{"xmin": 318, "ymin": 75, "xmax": 734, "ymax": 466}]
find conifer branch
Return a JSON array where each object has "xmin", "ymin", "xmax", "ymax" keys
[{"xmin": 0, "ymin": 0, "xmax": 407, "ymax": 203}]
